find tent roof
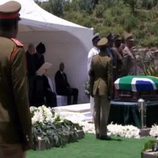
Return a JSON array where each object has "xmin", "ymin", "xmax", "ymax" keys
[
  {"xmin": 0, "ymin": 0, "xmax": 93, "ymax": 50},
  {"xmin": 0, "ymin": 0, "xmax": 92, "ymax": 32}
]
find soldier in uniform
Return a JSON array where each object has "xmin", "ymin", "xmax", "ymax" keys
[
  {"xmin": 89, "ymin": 37, "xmax": 113, "ymax": 140},
  {"xmin": 0, "ymin": 1, "xmax": 32, "ymax": 158}
]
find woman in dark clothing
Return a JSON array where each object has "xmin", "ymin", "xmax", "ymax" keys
[
  {"xmin": 33, "ymin": 42, "xmax": 57, "ymax": 107},
  {"xmin": 35, "ymin": 42, "xmax": 45, "ymax": 70}
]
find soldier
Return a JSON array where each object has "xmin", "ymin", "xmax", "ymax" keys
[
  {"xmin": 0, "ymin": 1, "xmax": 32, "ymax": 158},
  {"xmin": 122, "ymin": 33, "xmax": 143, "ymax": 76},
  {"xmin": 89, "ymin": 37, "xmax": 113, "ymax": 140}
]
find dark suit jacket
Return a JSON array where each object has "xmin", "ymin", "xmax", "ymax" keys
[
  {"xmin": 0, "ymin": 37, "xmax": 32, "ymax": 150},
  {"xmin": 26, "ymin": 51, "xmax": 37, "ymax": 76},
  {"xmin": 55, "ymin": 70, "xmax": 70, "ymax": 94}
]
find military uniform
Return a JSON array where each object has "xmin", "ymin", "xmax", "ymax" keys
[
  {"xmin": 89, "ymin": 37, "xmax": 113, "ymax": 139},
  {"xmin": 0, "ymin": 1, "xmax": 32, "ymax": 158}
]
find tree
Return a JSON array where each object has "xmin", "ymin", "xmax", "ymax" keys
[
  {"xmin": 123, "ymin": 0, "xmax": 138, "ymax": 14},
  {"xmin": 92, "ymin": 0, "xmax": 99, "ymax": 9},
  {"xmin": 142, "ymin": 0, "xmax": 158, "ymax": 9},
  {"xmin": 49, "ymin": 0, "xmax": 65, "ymax": 17}
]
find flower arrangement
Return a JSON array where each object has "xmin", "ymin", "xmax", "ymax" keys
[
  {"xmin": 54, "ymin": 109, "xmax": 142, "ymax": 138},
  {"xmin": 107, "ymin": 123, "xmax": 140, "ymax": 138},
  {"xmin": 30, "ymin": 105, "xmax": 158, "ymax": 151},
  {"xmin": 149, "ymin": 125, "xmax": 158, "ymax": 137},
  {"xmin": 30, "ymin": 105, "xmax": 84, "ymax": 150}
]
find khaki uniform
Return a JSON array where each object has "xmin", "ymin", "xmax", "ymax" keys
[
  {"xmin": 89, "ymin": 52, "xmax": 112, "ymax": 137},
  {"xmin": 0, "ymin": 37, "xmax": 32, "ymax": 157}
]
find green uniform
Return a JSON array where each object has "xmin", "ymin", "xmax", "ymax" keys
[{"xmin": 0, "ymin": 37, "xmax": 32, "ymax": 150}]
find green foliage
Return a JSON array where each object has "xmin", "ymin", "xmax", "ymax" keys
[
  {"xmin": 123, "ymin": 0, "xmax": 139, "ymax": 14},
  {"xmin": 143, "ymin": 139, "xmax": 157, "ymax": 151},
  {"xmin": 123, "ymin": 15, "xmax": 139, "ymax": 32},
  {"xmin": 141, "ymin": 0, "xmax": 158, "ymax": 9},
  {"xmin": 32, "ymin": 118, "xmax": 84, "ymax": 149},
  {"xmin": 94, "ymin": 4, "xmax": 105, "ymax": 18},
  {"xmin": 36, "ymin": 0, "xmax": 158, "ymax": 47},
  {"xmin": 49, "ymin": 0, "xmax": 65, "ymax": 17}
]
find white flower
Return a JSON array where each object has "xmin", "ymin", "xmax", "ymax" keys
[
  {"xmin": 30, "ymin": 105, "xmax": 143, "ymax": 139},
  {"xmin": 107, "ymin": 123, "xmax": 140, "ymax": 138},
  {"xmin": 150, "ymin": 125, "xmax": 158, "ymax": 137}
]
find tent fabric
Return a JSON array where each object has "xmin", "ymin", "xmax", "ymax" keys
[{"xmin": 0, "ymin": 0, "xmax": 93, "ymax": 103}]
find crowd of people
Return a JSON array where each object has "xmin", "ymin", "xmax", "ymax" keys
[
  {"xmin": 87, "ymin": 32, "xmax": 144, "ymax": 140},
  {"xmin": 0, "ymin": 1, "xmax": 79, "ymax": 156},
  {"xmin": 0, "ymin": 0, "xmax": 146, "ymax": 157},
  {"xmin": 26, "ymin": 43, "xmax": 79, "ymax": 107}
]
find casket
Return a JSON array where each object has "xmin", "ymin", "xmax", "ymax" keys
[{"xmin": 114, "ymin": 75, "xmax": 158, "ymax": 101}]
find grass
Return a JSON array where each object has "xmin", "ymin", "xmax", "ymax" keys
[{"xmin": 27, "ymin": 134, "xmax": 152, "ymax": 158}]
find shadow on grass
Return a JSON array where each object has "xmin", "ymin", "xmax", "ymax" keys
[
  {"xmin": 111, "ymin": 137, "xmax": 122, "ymax": 141},
  {"xmin": 97, "ymin": 137, "xmax": 122, "ymax": 141}
]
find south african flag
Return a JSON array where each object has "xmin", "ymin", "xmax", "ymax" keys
[{"xmin": 114, "ymin": 76, "xmax": 158, "ymax": 92}]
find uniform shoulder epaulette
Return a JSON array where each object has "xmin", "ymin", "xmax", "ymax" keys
[{"xmin": 11, "ymin": 38, "xmax": 23, "ymax": 47}]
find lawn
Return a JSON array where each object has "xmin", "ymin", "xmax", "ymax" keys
[{"xmin": 27, "ymin": 134, "xmax": 152, "ymax": 158}]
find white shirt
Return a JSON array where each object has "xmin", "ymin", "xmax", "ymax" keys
[{"xmin": 87, "ymin": 46, "xmax": 100, "ymax": 73}]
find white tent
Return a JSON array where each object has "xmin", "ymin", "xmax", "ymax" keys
[{"xmin": 0, "ymin": 0, "xmax": 93, "ymax": 103}]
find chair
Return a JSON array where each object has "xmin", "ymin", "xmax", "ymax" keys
[{"xmin": 47, "ymin": 76, "xmax": 67, "ymax": 106}]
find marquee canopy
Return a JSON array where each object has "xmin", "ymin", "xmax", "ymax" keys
[{"xmin": 0, "ymin": 0, "xmax": 93, "ymax": 103}]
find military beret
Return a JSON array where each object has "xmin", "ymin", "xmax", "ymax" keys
[
  {"xmin": 0, "ymin": 1, "xmax": 21, "ymax": 20},
  {"xmin": 97, "ymin": 37, "xmax": 108, "ymax": 47}
]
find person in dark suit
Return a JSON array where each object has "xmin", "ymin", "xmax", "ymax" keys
[
  {"xmin": 55, "ymin": 62, "xmax": 78, "ymax": 105},
  {"xmin": 0, "ymin": 1, "xmax": 32, "ymax": 158},
  {"xmin": 43, "ymin": 74, "xmax": 57, "ymax": 107},
  {"xmin": 26, "ymin": 43, "xmax": 36, "ymax": 105},
  {"xmin": 89, "ymin": 37, "xmax": 113, "ymax": 140}
]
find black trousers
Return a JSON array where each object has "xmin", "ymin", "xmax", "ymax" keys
[
  {"xmin": 45, "ymin": 90, "xmax": 57, "ymax": 107},
  {"xmin": 57, "ymin": 88, "xmax": 78, "ymax": 105},
  {"xmin": 29, "ymin": 76, "xmax": 57, "ymax": 107}
]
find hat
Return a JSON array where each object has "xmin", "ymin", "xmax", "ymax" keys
[
  {"xmin": 36, "ymin": 42, "xmax": 46, "ymax": 54},
  {"xmin": 92, "ymin": 33, "xmax": 100, "ymax": 42},
  {"xmin": 0, "ymin": 1, "xmax": 21, "ymax": 20},
  {"xmin": 97, "ymin": 37, "xmax": 108, "ymax": 47},
  {"xmin": 124, "ymin": 32, "xmax": 134, "ymax": 41},
  {"xmin": 114, "ymin": 34, "xmax": 122, "ymax": 41}
]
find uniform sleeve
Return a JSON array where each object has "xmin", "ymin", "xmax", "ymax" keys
[
  {"xmin": 107, "ymin": 58, "xmax": 113, "ymax": 97},
  {"xmin": 11, "ymin": 47, "xmax": 32, "ymax": 150}
]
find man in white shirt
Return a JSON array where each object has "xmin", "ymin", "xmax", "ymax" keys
[{"xmin": 87, "ymin": 33, "xmax": 100, "ymax": 116}]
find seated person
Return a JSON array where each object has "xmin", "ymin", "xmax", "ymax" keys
[
  {"xmin": 35, "ymin": 42, "xmax": 57, "ymax": 107},
  {"xmin": 55, "ymin": 62, "xmax": 78, "ymax": 105},
  {"xmin": 43, "ymin": 74, "xmax": 57, "ymax": 107}
]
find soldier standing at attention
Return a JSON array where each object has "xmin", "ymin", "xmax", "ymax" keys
[
  {"xmin": 89, "ymin": 37, "xmax": 113, "ymax": 140},
  {"xmin": 0, "ymin": 1, "xmax": 32, "ymax": 158}
]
